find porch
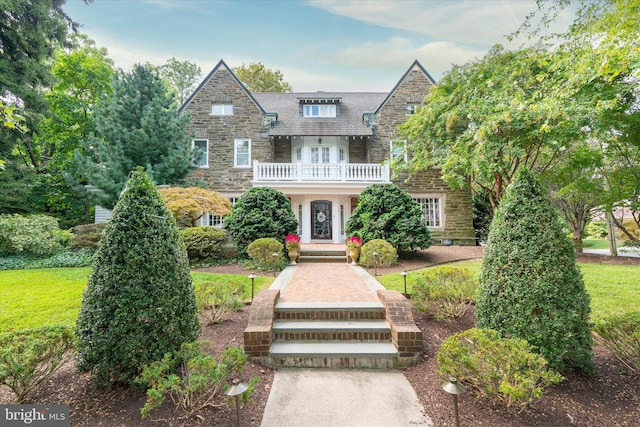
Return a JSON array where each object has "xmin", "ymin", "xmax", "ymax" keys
[{"xmin": 252, "ymin": 161, "xmax": 390, "ymax": 183}]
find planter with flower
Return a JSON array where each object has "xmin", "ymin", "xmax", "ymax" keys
[
  {"xmin": 346, "ymin": 236, "xmax": 362, "ymax": 265},
  {"xmin": 285, "ymin": 234, "xmax": 301, "ymax": 264}
]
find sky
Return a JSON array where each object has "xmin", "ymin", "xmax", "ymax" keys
[{"xmin": 62, "ymin": 0, "xmax": 576, "ymax": 92}]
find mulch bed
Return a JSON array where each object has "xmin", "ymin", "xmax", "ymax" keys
[{"xmin": 2, "ymin": 247, "xmax": 638, "ymax": 426}]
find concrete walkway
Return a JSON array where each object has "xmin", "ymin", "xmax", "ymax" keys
[{"xmin": 259, "ymin": 262, "xmax": 433, "ymax": 426}]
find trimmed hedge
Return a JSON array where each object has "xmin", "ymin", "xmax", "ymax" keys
[
  {"xmin": 179, "ymin": 226, "xmax": 228, "ymax": 262},
  {"xmin": 359, "ymin": 239, "xmax": 397, "ymax": 268},
  {"xmin": 246, "ymin": 238, "xmax": 287, "ymax": 271}
]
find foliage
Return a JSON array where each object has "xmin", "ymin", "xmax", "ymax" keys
[
  {"xmin": 437, "ymin": 328, "xmax": 563, "ymax": 410},
  {"xmin": 75, "ymin": 169, "xmax": 200, "ymax": 387},
  {"xmin": 158, "ymin": 57, "xmax": 201, "ymax": 105},
  {"xmin": 0, "ymin": 325, "xmax": 75, "ymax": 403},
  {"xmin": 359, "ymin": 239, "xmax": 397, "ymax": 268},
  {"xmin": 159, "ymin": 187, "xmax": 232, "ymax": 227},
  {"xmin": 195, "ymin": 281, "xmax": 245, "ymax": 325},
  {"xmin": 593, "ymin": 312, "xmax": 640, "ymax": 375},
  {"xmin": 136, "ymin": 342, "xmax": 259, "ymax": 420},
  {"xmin": 246, "ymin": 238, "xmax": 286, "ymax": 271},
  {"xmin": 0, "ymin": 250, "xmax": 94, "ymax": 271},
  {"xmin": 73, "ymin": 65, "xmax": 193, "ymax": 209},
  {"xmin": 412, "ymin": 266, "xmax": 477, "ymax": 320},
  {"xmin": 346, "ymin": 236, "xmax": 362, "ymax": 249},
  {"xmin": 0, "ymin": 214, "xmax": 70, "ymax": 256},
  {"xmin": 179, "ymin": 226, "xmax": 229, "ymax": 262},
  {"xmin": 585, "ymin": 221, "xmax": 609, "ymax": 239},
  {"xmin": 346, "ymin": 184, "xmax": 431, "ymax": 253},
  {"xmin": 233, "ymin": 62, "xmax": 292, "ymax": 92},
  {"xmin": 224, "ymin": 187, "xmax": 298, "ymax": 254},
  {"xmin": 285, "ymin": 234, "xmax": 300, "ymax": 250},
  {"xmin": 69, "ymin": 223, "xmax": 107, "ymax": 251},
  {"xmin": 476, "ymin": 168, "xmax": 594, "ymax": 374}
]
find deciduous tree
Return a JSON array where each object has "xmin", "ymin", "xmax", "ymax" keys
[
  {"xmin": 159, "ymin": 187, "xmax": 232, "ymax": 227},
  {"xmin": 233, "ymin": 62, "xmax": 292, "ymax": 93}
]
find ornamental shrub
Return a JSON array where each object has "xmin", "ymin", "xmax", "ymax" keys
[
  {"xmin": 75, "ymin": 168, "xmax": 200, "ymax": 388},
  {"xmin": 0, "ymin": 325, "xmax": 75, "ymax": 403},
  {"xmin": 179, "ymin": 226, "xmax": 228, "ymax": 262},
  {"xmin": 246, "ymin": 238, "xmax": 287, "ymax": 271},
  {"xmin": 195, "ymin": 281, "xmax": 245, "ymax": 324},
  {"xmin": 476, "ymin": 168, "xmax": 594, "ymax": 375},
  {"xmin": 359, "ymin": 239, "xmax": 397, "ymax": 268},
  {"xmin": 345, "ymin": 184, "xmax": 431, "ymax": 254},
  {"xmin": 0, "ymin": 214, "xmax": 70, "ymax": 256},
  {"xmin": 437, "ymin": 328, "xmax": 563, "ymax": 410},
  {"xmin": 224, "ymin": 187, "xmax": 298, "ymax": 254},
  {"xmin": 69, "ymin": 223, "xmax": 107, "ymax": 251},
  {"xmin": 412, "ymin": 266, "xmax": 477, "ymax": 320},
  {"xmin": 594, "ymin": 312, "xmax": 640, "ymax": 375}
]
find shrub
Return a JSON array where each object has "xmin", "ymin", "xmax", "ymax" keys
[
  {"xmin": 179, "ymin": 226, "xmax": 228, "ymax": 262},
  {"xmin": 0, "ymin": 325, "xmax": 75, "ymax": 403},
  {"xmin": 476, "ymin": 168, "xmax": 594, "ymax": 375},
  {"xmin": 0, "ymin": 214, "xmax": 70, "ymax": 256},
  {"xmin": 359, "ymin": 239, "xmax": 397, "ymax": 268},
  {"xmin": 585, "ymin": 221, "xmax": 608, "ymax": 239},
  {"xmin": 0, "ymin": 250, "xmax": 95, "ymax": 270},
  {"xmin": 69, "ymin": 223, "xmax": 107, "ymax": 251},
  {"xmin": 437, "ymin": 328, "xmax": 563, "ymax": 410},
  {"xmin": 136, "ymin": 342, "xmax": 259, "ymax": 420},
  {"xmin": 246, "ymin": 238, "xmax": 287, "ymax": 271},
  {"xmin": 617, "ymin": 218, "xmax": 640, "ymax": 241},
  {"xmin": 75, "ymin": 168, "xmax": 200, "ymax": 388},
  {"xmin": 195, "ymin": 281, "xmax": 245, "ymax": 324},
  {"xmin": 593, "ymin": 312, "xmax": 640, "ymax": 375},
  {"xmin": 345, "ymin": 184, "xmax": 431, "ymax": 253},
  {"xmin": 412, "ymin": 266, "xmax": 477, "ymax": 320},
  {"xmin": 224, "ymin": 187, "xmax": 298, "ymax": 254}
]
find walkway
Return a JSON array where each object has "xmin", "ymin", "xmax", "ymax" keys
[{"xmin": 260, "ymin": 261, "xmax": 433, "ymax": 426}]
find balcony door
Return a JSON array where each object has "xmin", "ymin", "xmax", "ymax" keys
[
  {"xmin": 310, "ymin": 146, "xmax": 330, "ymax": 178},
  {"xmin": 311, "ymin": 200, "xmax": 332, "ymax": 240}
]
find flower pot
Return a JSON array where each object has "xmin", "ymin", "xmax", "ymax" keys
[
  {"xmin": 348, "ymin": 247, "xmax": 360, "ymax": 265},
  {"xmin": 288, "ymin": 248, "xmax": 299, "ymax": 265}
]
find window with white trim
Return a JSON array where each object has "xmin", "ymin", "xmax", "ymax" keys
[
  {"xmin": 211, "ymin": 103, "xmax": 233, "ymax": 115},
  {"xmin": 406, "ymin": 103, "xmax": 421, "ymax": 115},
  {"xmin": 234, "ymin": 138, "xmax": 251, "ymax": 167},
  {"xmin": 414, "ymin": 197, "xmax": 442, "ymax": 227},
  {"xmin": 390, "ymin": 139, "xmax": 407, "ymax": 162},
  {"xmin": 208, "ymin": 197, "xmax": 238, "ymax": 227},
  {"xmin": 303, "ymin": 104, "xmax": 336, "ymax": 117},
  {"xmin": 192, "ymin": 139, "xmax": 208, "ymax": 167}
]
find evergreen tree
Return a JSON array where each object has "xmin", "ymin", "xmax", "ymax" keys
[
  {"xmin": 74, "ymin": 64, "xmax": 193, "ymax": 209},
  {"xmin": 475, "ymin": 168, "xmax": 594, "ymax": 375},
  {"xmin": 345, "ymin": 184, "xmax": 432, "ymax": 253},
  {"xmin": 224, "ymin": 187, "xmax": 298, "ymax": 254},
  {"xmin": 76, "ymin": 168, "xmax": 200, "ymax": 387}
]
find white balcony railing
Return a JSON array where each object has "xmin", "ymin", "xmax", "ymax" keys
[{"xmin": 253, "ymin": 161, "xmax": 390, "ymax": 183}]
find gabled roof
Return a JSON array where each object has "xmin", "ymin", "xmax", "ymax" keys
[
  {"xmin": 253, "ymin": 92, "xmax": 386, "ymax": 136},
  {"xmin": 374, "ymin": 60, "xmax": 435, "ymax": 114},
  {"xmin": 178, "ymin": 59, "xmax": 265, "ymax": 115}
]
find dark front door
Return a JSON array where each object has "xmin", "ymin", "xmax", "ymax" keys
[{"xmin": 311, "ymin": 200, "xmax": 332, "ymax": 240}]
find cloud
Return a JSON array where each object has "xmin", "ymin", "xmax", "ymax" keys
[{"xmin": 143, "ymin": 0, "xmax": 184, "ymax": 10}]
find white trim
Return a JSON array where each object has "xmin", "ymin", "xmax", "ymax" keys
[
  {"xmin": 192, "ymin": 138, "xmax": 209, "ymax": 168},
  {"xmin": 211, "ymin": 103, "xmax": 233, "ymax": 115},
  {"xmin": 390, "ymin": 139, "xmax": 407, "ymax": 162},
  {"xmin": 413, "ymin": 195, "xmax": 445, "ymax": 229},
  {"xmin": 234, "ymin": 138, "xmax": 251, "ymax": 168}
]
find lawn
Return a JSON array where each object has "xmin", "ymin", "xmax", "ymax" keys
[
  {"xmin": 0, "ymin": 268, "xmax": 273, "ymax": 331},
  {"xmin": 377, "ymin": 260, "xmax": 640, "ymax": 322}
]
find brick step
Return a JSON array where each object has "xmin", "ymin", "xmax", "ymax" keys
[
  {"xmin": 273, "ymin": 320, "xmax": 391, "ymax": 342},
  {"xmin": 275, "ymin": 302, "xmax": 386, "ymax": 321},
  {"xmin": 268, "ymin": 342, "xmax": 399, "ymax": 368},
  {"xmin": 298, "ymin": 255, "xmax": 347, "ymax": 263}
]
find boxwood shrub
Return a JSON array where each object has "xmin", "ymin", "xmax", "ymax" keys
[
  {"xmin": 359, "ymin": 239, "xmax": 397, "ymax": 268},
  {"xmin": 179, "ymin": 226, "xmax": 228, "ymax": 262}
]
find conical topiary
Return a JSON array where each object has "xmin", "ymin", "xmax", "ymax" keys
[
  {"xmin": 76, "ymin": 168, "xmax": 200, "ymax": 387},
  {"xmin": 475, "ymin": 168, "xmax": 594, "ymax": 375}
]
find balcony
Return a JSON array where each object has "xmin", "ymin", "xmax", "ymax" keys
[{"xmin": 253, "ymin": 161, "xmax": 390, "ymax": 183}]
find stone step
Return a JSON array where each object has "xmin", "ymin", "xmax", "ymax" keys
[
  {"xmin": 273, "ymin": 320, "xmax": 391, "ymax": 342},
  {"xmin": 269, "ymin": 342, "xmax": 399, "ymax": 368},
  {"xmin": 275, "ymin": 302, "xmax": 386, "ymax": 321},
  {"xmin": 298, "ymin": 255, "xmax": 347, "ymax": 263}
]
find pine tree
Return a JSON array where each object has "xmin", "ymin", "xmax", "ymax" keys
[
  {"xmin": 76, "ymin": 168, "xmax": 200, "ymax": 387},
  {"xmin": 475, "ymin": 168, "xmax": 594, "ymax": 375}
]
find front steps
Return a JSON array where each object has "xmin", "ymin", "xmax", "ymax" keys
[{"xmin": 298, "ymin": 247, "xmax": 347, "ymax": 263}]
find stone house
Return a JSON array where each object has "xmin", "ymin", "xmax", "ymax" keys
[{"xmin": 179, "ymin": 59, "xmax": 475, "ymax": 245}]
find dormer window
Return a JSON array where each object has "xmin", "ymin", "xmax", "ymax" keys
[
  {"xmin": 303, "ymin": 104, "xmax": 336, "ymax": 117},
  {"xmin": 212, "ymin": 103, "xmax": 233, "ymax": 115}
]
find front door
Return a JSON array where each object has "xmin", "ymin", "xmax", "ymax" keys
[{"xmin": 311, "ymin": 200, "xmax": 332, "ymax": 240}]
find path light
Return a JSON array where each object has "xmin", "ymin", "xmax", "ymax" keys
[
  {"xmin": 442, "ymin": 377, "xmax": 467, "ymax": 427},
  {"xmin": 272, "ymin": 252, "xmax": 279, "ymax": 277},
  {"xmin": 226, "ymin": 382, "xmax": 249, "ymax": 427},
  {"xmin": 400, "ymin": 271, "xmax": 408, "ymax": 296},
  {"xmin": 248, "ymin": 273, "xmax": 257, "ymax": 301},
  {"xmin": 372, "ymin": 252, "xmax": 379, "ymax": 276}
]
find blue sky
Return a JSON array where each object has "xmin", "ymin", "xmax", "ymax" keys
[{"xmin": 63, "ymin": 0, "xmax": 574, "ymax": 92}]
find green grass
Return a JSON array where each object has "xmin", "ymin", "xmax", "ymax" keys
[
  {"xmin": 378, "ymin": 260, "xmax": 640, "ymax": 323},
  {"xmin": 0, "ymin": 268, "xmax": 274, "ymax": 332},
  {"xmin": 582, "ymin": 239, "xmax": 612, "ymax": 249}
]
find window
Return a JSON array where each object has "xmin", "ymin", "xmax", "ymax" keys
[
  {"xmin": 303, "ymin": 104, "xmax": 336, "ymax": 117},
  {"xmin": 211, "ymin": 103, "xmax": 233, "ymax": 115},
  {"xmin": 414, "ymin": 197, "xmax": 442, "ymax": 227},
  {"xmin": 406, "ymin": 103, "xmax": 420, "ymax": 115},
  {"xmin": 192, "ymin": 139, "xmax": 208, "ymax": 167},
  {"xmin": 208, "ymin": 197, "xmax": 238, "ymax": 227},
  {"xmin": 390, "ymin": 139, "xmax": 407, "ymax": 162},
  {"xmin": 339, "ymin": 148, "xmax": 345, "ymax": 162},
  {"xmin": 234, "ymin": 138, "xmax": 251, "ymax": 167},
  {"xmin": 296, "ymin": 147, "xmax": 302, "ymax": 162}
]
